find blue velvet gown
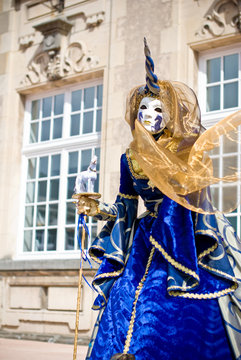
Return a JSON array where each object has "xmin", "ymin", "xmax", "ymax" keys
[{"xmin": 86, "ymin": 150, "xmax": 238, "ymax": 360}]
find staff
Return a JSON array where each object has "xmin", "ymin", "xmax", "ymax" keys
[{"xmin": 72, "ymin": 156, "xmax": 100, "ymax": 360}]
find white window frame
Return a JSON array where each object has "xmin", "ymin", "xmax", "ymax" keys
[
  {"xmin": 198, "ymin": 43, "xmax": 241, "ymax": 128},
  {"xmin": 17, "ymin": 79, "xmax": 102, "ymax": 260},
  {"xmin": 198, "ymin": 44, "xmax": 241, "ymax": 238}
]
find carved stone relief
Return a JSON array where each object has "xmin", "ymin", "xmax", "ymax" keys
[
  {"xmin": 20, "ymin": 41, "xmax": 99, "ymax": 86},
  {"xmin": 19, "ymin": 16, "xmax": 100, "ymax": 87},
  {"xmin": 86, "ymin": 11, "xmax": 105, "ymax": 28},
  {"xmin": 195, "ymin": 0, "xmax": 241, "ymax": 38},
  {"xmin": 19, "ymin": 34, "xmax": 35, "ymax": 49}
]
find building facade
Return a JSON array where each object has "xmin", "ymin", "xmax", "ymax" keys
[{"xmin": 0, "ymin": 0, "xmax": 240, "ymax": 343}]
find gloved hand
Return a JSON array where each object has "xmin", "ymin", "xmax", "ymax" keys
[{"xmin": 75, "ymin": 196, "xmax": 99, "ymax": 216}]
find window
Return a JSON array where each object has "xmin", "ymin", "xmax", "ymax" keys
[
  {"xmin": 199, "ymin": 46, "xmax": 241, "ymax": 238},
  {"xmin": 20, "ymin": 80, "xmax": 103, "ymax": 258},
  {"xmin": 206, "ymin": 53, "xmax": 239, "ymax": 112}
]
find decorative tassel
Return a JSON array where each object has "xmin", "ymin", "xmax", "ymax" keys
[{"xmin": 110, "ymin": 354, "xmax": 135, "ymax": 360}]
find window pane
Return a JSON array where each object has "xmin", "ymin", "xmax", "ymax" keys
[
  {"xmin": 77, "ymin": 227, "xmax": 88, "ymax": 249},
  {"xmin": 24, "ymin": 206, "xmax": 34, "ymax": 227},
  {"xmin": 65, "ymin": 228, "xmax": 75, "ymax": 250},
  {"xmin": 70, "ymin": 114, "xmax": 80, "ymax": 136},
  {"xmin": 35, "ymin": 230, "xmax": 44, "ymax": 251},
  {"xmin": 84, "ymin": 87, "xmax": 95, "ymax": 109},
  {"xmin": 207, "ymin": 58, "xmax": 220, "ymax": 83},
  {"xmin": 54, "ymin": 94, "xmax": 64, "ymax": 115},
  {"xmin": 96, "ymin": 109, "xmax": 102, "ymax": 132},
  {"xmin": 67, "ymin": 177, "xmax": 75, "ymax": 198},
  {"xmin": 223, "ymin": 137, "xmax": 238, "ymax": 153},
  {"xmin": 206, "ymin": 85, "xmax": 220, "ymax": 111},
  {"xmin": 42, "ymin": 97, "xmax": 52, "ymax": 117},
  {"xmin": 91, "ymin": 225, "xmax": 97, "ymax": 241},
  {"xmin": 81, "ymin": 149, "xmax": 92, "ymax": 171},
  {"xmin": 31, "ymin": 100, "xmax": 40, "ymax": 120},
  {"xmin": 222, "ymin": 156, "xmax": 237, "ymax": 177},
  {"xmin": 97, "ymin": 85, "xmax": 103, "ymax": 107},
  {"xmin": 28, "ymin": 158, "xmax": 36, "ymax": 179},
  {"xmin": 211, "ymin": 157, "xmax": 220, "ymax": 178},
  {"xmin": 224, "ymin": 82, "xmax": 238, "ymax": 109},
  {"xmin": 30, "ymin": 122, "xmax": 39, "ymax": 143},
  {"xmin": 83, "ymin": 111, "xmax": 93, "ymax": 134},
  {"xmin": 48, "ymin": 203, "xmax": 58, "ymax": 226},
  {"xmin": 210, "ymin": 186, "xmax": 219, "ymax": 209},
  {"xmin": 232, "ymin": 206, "xmax": 237, "ymax": 214},
  {"xmin": 26, "ymin": 182, "xmax": 35, "ymax": 203},
  {"xmin": 68, "ymin": 152, "xmax": 78, "ymax": 174},
  {"xmin": 95, "ymin": 147, "xmax": 100, "ymax": 171},
  {"xmin": 77, "ymin": 224, "xmax": 88, "ymax": 250},
  {"xmin": 50, "ymin": 179, "xmax": 59, "ymax": 201},
  {"xmin": 94, "ymin": 173, "xmax": 99, "ymax": 193},
  {"xmin": 38, "ymin": 180, "xmax": 47, "ymax": 202},
  {"xmin": 47, "ymin": 229, "xmax": 57, "ymax": 251},
  {"xmin": 53, "ymin": 117, "xmax": 63, "ymax": 139},
  {"xmin": 41, "ymin": 120, "xmax": 50, "ymax": 141},
  {"xmin": 23, "ymin": 230, "xmax": 32, "ymax": 252},
  {"xmin": 36, "ymin": 205, "xmax": 46, "ymax": 226},
  {"xmin": 51, "ymin": 154, "xmax": 60, "ymax": 176},
  {"xmin": 222, "ymin": 186, "xmax": 237, "ymax": 212},
  {"xmin": 224, "ymin": 54, "xmax": 238, "ymax": 80},
  {"xmin": 71, "ymin": 89, "xmax": 82, "ymax": 112},
  {"xmin": 39, "ymin": 156, "xmax": 48, "ymax": 178},
  {"xmin": 227, "ymin": 216, "xmax": 237, "ymax": 232},
  {"xmin": 66, "ymin": 202, "xmax": 75, "ymax": 224}
]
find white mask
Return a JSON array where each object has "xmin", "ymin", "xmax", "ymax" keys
[{"xmin": 137, "ymin": 97, "xmax": 165, "ymax": 134}]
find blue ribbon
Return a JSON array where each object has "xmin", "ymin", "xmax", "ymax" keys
[{"xmin": 77, "ymin": 213, "xmax": 94, "ymax": 290}]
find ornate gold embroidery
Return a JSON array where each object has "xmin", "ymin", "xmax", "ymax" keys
[
  {"xmin": 92, "ymin": 284, "xmax": 108, "ymax": 304},
  {"xmin": 105, "ymin": 253, "xmax": 125, "ymax": 265},
  {"xmin": 148, "ymin": 212, "xmax": 158, "ymax": 218},
  {"xmin": 89, "ymin": 245, "xmax": 105, "ymax": 264},
  {"xmin": 90, "ymin": 244, "xmax": 106, "ymax": 252},
  {"xmin": 123, "ymin": 246, "xmax": 155, "ymax": 354},
  {"xmin": 94, "ymin": 267, "xmax": 124, "ymax": 280},
  {"xmin": 167, "ymin": 281, "xmax": 199, "ymax": 292},
  {"xmin": 118, "ymin": 192, "xmax": 139, "ymax": 200},
  {"xmin": 98, "ymin": 210, "xmax": 117, "ymax": 218},
  {"xmin": 197, "ymin": 243, "xmax": 218, "ymax": 261},
  {"xmin": 199, "ymin": 261, "xmax": 237, "ymax": 282},
  {"xmin": 126, "ymin": 149, "xmax": 148, "ymax": 179},
  {"xmin": 89, "ymin": 255, "xmax": 102, "ymax": 264},
  {"xmin": 195, "ymin": 229, "xmax": 219, "ymax": 243},
  {"xmin": 150, "ymin": 235, "xmax": 200, "ymax": 281},
  {"xmin": 203, "ymin": 214, "xmax": 218, "ymax": 232},
  {"xmin": 169, "ymin": 283, "xmax": 238, "ymax": 299}
]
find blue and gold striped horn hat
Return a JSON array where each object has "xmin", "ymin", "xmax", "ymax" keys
[{"xmin": 143, "ymin": 37, "xmax": 160, "ymax": 95}]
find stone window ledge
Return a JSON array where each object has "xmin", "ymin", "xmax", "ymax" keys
[{"xmin": 0, "ymin": 258, "xmax": 98, "ymax": 272}]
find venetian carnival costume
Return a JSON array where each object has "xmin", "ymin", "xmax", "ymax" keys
[{"xmin": 81, "ymin": 39, "xmax": 241, "ymax": 360}]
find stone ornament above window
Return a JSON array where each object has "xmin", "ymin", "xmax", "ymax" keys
[
  {"xmin": 19, "ymin": 34, "xmax": 35, "ymax": 49},
  {"xmin": 19, "ymin": 17, "xmax": 99, "ymax": 87},
  {"xmin": 20, "ymin": 41, "xmax": 99, "ymax": 86},
  {"xmin": 86, "ymin": 11, "xmax": 105, "ymax": 28},
  {"xmin": 195, "ymin": 0, "xmax": 241, "ymax": 38}
]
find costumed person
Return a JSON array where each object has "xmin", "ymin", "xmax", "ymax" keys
[{"xmin": 75, "ymin": 39, "xmax": 241, "ymax": 360}]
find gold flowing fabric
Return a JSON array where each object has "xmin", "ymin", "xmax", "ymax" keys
[{"xmin": 125, "ymin": 80, "xmax": 241, "ymax": 214}]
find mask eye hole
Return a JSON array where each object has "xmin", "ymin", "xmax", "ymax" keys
[
  {"xmin": 155, "ymin": 107, "xmax": 162, "ymax": 113},
  {"xmin": 140, "ymin": 105, "xmax": 147, "ymax": 110}
]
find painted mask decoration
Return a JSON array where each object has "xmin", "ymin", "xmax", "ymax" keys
[{"xmin": 137, "ymin": 96, "xmax": 165, "ymax": 134}]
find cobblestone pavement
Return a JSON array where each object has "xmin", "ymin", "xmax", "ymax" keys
[{"xmin": 0, "ymin": 338, "xmax": 88, "ymax": 360}]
